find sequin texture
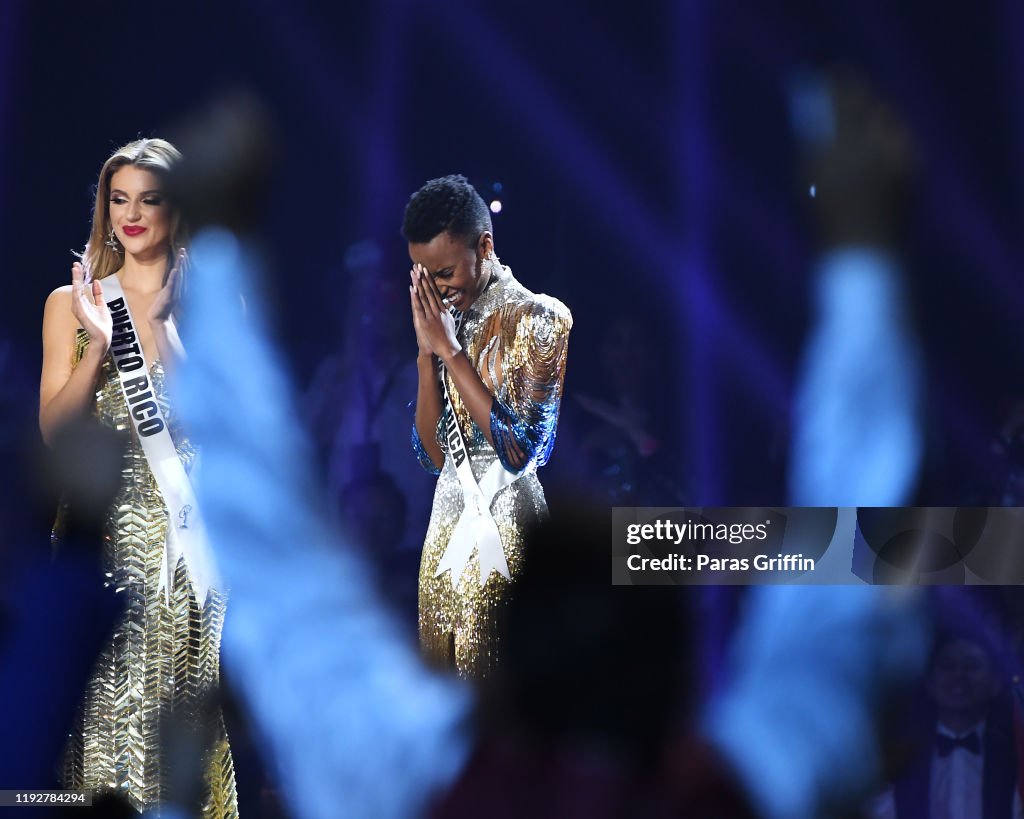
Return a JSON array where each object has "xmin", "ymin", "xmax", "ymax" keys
[
  {"xmin": 415, "ymin": 266, "xmax": 572, "ymax": 679},
  {"xmin": 60, "ymin": 331, "xmax": 238, "ymax": 817}
]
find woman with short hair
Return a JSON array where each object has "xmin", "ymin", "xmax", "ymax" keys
[{"xmin": 404, "ymin": 174, "xmax": 572, "ymax": 679}]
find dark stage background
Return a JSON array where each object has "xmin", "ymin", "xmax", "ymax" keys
[{"xmin": 2, "ymin": 0, "xmax": 1022, "ymax": 510}]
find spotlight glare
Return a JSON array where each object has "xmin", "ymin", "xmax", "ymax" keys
[{"xmin": 490, "ymin": 199, "xmax": 503, "ymax": 213}]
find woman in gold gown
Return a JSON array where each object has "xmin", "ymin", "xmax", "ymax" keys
[
  {"xmin": 404, "ymin": 175, "xmax": 572, "ymax": 679},
  {"xmin": 39, "ymin": 139, "xmax": 237, "ymax": 816}
]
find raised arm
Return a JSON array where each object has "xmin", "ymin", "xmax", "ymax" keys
[
  {"xmin": 146, "ymin": 248, "xmax": 189, "ymax": 376},
  {"xmin": 39, "ymin": 264, "xmax": 113, "ymax": 446},
  {"xmin": 410, "ymin": 265, "xmax": 445, "ymax": 472},
  {"xmin": 411, "ymin": 266, "xmax": 503, "ymax": 453},
  {"xmin": 176, "ymin": 229, "xmax": 473, "ymax": 819},
  {"xmin": 412, "ymin": 267, "xmax": 572, "ymax": 474}
]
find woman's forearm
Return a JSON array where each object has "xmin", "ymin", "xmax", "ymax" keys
[
  {"xmin": 39, "ymin": 345, "xmax": 106, "ymax": 446},
  {"xmin": 150, "ymin": 318, "xmax": 186, "ymax": 376},
  {"xmin": 440, "ymin": 350, "xmax": 497, "ymax": 450},
  {"xmin": 415, "ymin": 354, "xmax": 445, "ymax": 469}
]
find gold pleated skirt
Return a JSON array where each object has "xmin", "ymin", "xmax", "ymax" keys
[{"xmin": 61, "ymin": 340, "xmax": 238, "ymax": 816}]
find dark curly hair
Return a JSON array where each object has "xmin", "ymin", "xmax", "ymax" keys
[{"xmin": 401, "ymin": 174, "xmax": 492, "ymax": 246}]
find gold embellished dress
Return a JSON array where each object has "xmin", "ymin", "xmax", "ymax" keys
[
  {"xmin": 60, "ymin": 332, "xmax": 238, "ymax": 817},
  {"xmin": 413, "ymin": 266, "xmax": 572, "ymax": 679}
]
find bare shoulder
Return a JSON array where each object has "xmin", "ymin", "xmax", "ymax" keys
[
  {"xmin": 44, "ymin": 284, "xmax": 73, "ymax": 309},
  {"xmin": 42, "ymin": 285, "xmax": 76, "ymax": 331}
]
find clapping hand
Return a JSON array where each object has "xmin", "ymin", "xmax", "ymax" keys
[
  {"xmin": 148, "ymin": 248, "xmax": 188, "ymax": 324},
  {"xmin": 71, "ymin": 261, "xmax": 112, "ymax": 354}
]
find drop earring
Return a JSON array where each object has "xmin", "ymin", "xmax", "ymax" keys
[{"xmin": 105, "ymin": 226, "xmax": 122, "ymax": 252}]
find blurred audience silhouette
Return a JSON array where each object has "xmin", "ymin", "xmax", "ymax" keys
[{"xmin": 789, "ymin": 72, "xmax": 925, "ymax": 506}]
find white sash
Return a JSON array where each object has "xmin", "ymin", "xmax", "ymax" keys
[
  {"xmin": 434, "ymin": 310, "xmax": 522, "ymax": 587},
  {"xmin": 101, "ymin": 275, "xmax": 220, "ymax": 606}
]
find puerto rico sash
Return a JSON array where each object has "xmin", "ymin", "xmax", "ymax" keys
[
  {"xmin": 434, "ymin": 310, "xmax": 521, "ymax": 587},
  {"xmin": 102, "ymin": 275, "xmax": 220, "ymax": 606}
]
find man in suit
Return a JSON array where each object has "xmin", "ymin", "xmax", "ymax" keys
[{"xmin": 876, "ymin": 631, "xmax": 1021, "ymax": 819}]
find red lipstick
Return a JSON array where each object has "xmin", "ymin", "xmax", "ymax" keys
[{"xmin": 122, "ymin": 226, "xmax": 147, "ymax": 237}]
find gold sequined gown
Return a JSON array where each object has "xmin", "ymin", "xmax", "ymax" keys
[
  {"xmin": 60, "ymin": 332, "xmax": 238, "ymax": 817},
  {"xmin": 413, "ymin": 266, "xmax": 572, "ymax": 679}
]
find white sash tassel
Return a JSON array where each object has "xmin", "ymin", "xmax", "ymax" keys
[{"xmin": 433, "ymin": 310, "xmax": 521, "ymax": 587}]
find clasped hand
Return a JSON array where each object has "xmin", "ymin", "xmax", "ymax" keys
[{"xmin": 409, "ymin": 264, "xmax": 462, "ymax": 361}]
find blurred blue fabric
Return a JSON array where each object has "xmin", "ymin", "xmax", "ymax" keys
[
  {"xmin": 175, "ymin": 228, "xmax": 473, "ymax": 819},
  {"xmin": 174, "ymin": 227, "xmax": 931, "ymax": 819},
  {"xmin": 705, "ymin": 584, "xmax": 930, "ymax": 819},
  {"xmin": 789, "ymin": 248, "xmax": 924, "ymax": 505}
]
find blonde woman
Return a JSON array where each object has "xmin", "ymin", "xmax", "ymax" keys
[{"xmin": 40, "ymin": 138, "xmax": 237, "ymax": 816}]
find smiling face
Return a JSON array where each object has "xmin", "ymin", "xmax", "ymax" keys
[
  {"xmin": 408, "ymin": 230, "xmax": 493, "ymax": 312},
  {"xmin": 928, "ymin": 638, "xmax": 1000, "ymax": 717},
  {"xmin": 108, "ymin": 165, "xmax": 172, "ymax": 264}
]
